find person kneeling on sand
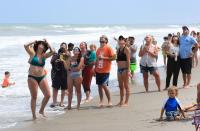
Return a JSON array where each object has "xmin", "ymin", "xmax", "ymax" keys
[
  {"xmin": 159, "ymin": 87, "xmax": 186, "ymax": 121},
  {"xmin": 184, "ymin": 83, "xmax": 200, "ymax": 112}
]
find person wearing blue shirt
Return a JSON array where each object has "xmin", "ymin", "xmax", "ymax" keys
[
  {"xmin": 179, "ymin": 26, "xmax": 198, "ymax": 88},
  {"xmin": 159, "ymin": 87, "xmax": 186, "ymax": 121}
]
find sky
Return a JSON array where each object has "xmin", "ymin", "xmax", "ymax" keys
[{"xmin": 0, "ymin": 0, "xmax": 199, "ymax": 24}]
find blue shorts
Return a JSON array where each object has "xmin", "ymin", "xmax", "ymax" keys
[
  {"xmin": 96, "ymin": 73, "xmax": 109, "ymax": 86},
  {"xmin": 165, "ymin": 111, "xmax": 179, "ymax": 121},
  {"xmin": 69, "ymin": 71, "xmax": 81, "ymax": 79},
  {"xmin": 140, "ymin": 65, "xmax": 157, "ymax": 74}
]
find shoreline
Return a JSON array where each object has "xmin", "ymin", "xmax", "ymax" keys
[{"xmin": 2, "ymin": 64, "xmax": 200, "ymax": 131}]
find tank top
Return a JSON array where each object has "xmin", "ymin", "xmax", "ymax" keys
[{"xmin": 117, "ymin": 47, "xmax": 127, "ymax": 61}]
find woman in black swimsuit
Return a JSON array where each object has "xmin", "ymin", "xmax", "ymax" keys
[{"xmin": 116, "ymin": 36, "xmax": 131, "ymax": 106}]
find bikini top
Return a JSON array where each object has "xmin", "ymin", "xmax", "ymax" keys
[
  {"xmin": 70, "ymin": 57, "xmax": 80, "ymax": 68},
  {"xmin": 30, "ymin": 55, "xmax": 45, "ymax": 67},
  {"xmin": 117, "ymin": 47, "xmax": 127, "ymax": 61}
]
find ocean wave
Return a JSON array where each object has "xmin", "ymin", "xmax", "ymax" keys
[
  {"xmin": 167, "ymin": 25, "xmax": 181, "ymax": 28},
  {"xmin": 0, "ymin": 122, "xmax": 17, "ymax": 129},
  {"xmin": 14, "ymin": 26, "xmax": 30, "ymax": 30},
  {"xmin": 49, "ymin": 25, "xmax": 65, "ymax": 28}
]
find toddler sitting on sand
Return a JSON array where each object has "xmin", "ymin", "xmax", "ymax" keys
[{"xmin": 159, "ymin": 87, "xmax": 186, "ymax": 121}]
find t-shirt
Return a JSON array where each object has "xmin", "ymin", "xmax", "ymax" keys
[
  {"xmin": 130, "ymin": 44, "xmax": 137, "ymax": 59},
  {"xmin": 2, "ymin": 78, "xmax": 9, "ymax": 87},
  {"xmin": 84, "ymin": 51, "xmax": 96, "ymax": 65},
  {"xmin": 51, "ymin": 53, "xmax": 67, "ymax": 78},
  {"xmin": 179, "ymin": 35, "xmax": 197, "ymax": 59},
  {"xmin": 168, "ymin": 44, "xmax": 179, "ymax": 56},
  {"xmin": 95, "ymin": 45, "xmax": 115, "ymax": 73},
  {"xmin": 162, "ymin": 97, "xmax": 182, "ymax": 112}
]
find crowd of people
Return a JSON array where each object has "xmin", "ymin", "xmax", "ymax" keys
[{"xmin": 22, "ymin": 26, "xmax": 200, "ymax": 120}]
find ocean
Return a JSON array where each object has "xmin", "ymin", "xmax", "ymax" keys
[{"xmin": 0, "ymin": 24, "xmax": 199, "ymax": 129}]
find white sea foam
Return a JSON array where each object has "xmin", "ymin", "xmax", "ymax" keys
[{"xmin": 0, "ymin": 24, "xmax": 199, "ymax": 129}]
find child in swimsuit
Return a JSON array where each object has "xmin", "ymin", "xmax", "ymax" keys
[
  {"xmin": 159, "ymin": 87, "xmax": 186, "ymax": 121},
  {"xmin": 1, "ymin": 71, "xmax": 15, "ymax": 88}
]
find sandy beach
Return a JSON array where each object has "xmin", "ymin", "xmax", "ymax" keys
[{"xmin": 1, "ymin": 64, "xmax": 199, "ymax": 131}]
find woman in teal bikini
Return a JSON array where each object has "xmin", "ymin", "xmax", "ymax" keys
[
  {"xmin": 24, "ymin": 40, "xmax": 54, "ymax": 120},
  {"xmin": 116, "ymin": 36, "xmax": 131, "ymax": 106}
]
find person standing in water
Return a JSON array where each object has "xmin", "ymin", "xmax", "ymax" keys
[
  {"xmin": 50, "ymin": 45, "xmax": 68, "ymax": 107},
  {"xmin": 95, "ymin": 35, "xmax": 116, "ymax": 107},
  {"xmin": 80, "ymin": 42, "xmax": 96, "ymax": 102},
  {"xmin": 24, "ymin": 40, "xmax": 54, "ymax": 120},
  {"xmin": 1, "ymin": 71, "xmax": 15, "ymax": 88},
  {"xmin": 62, "ymin": 47, "xmax": 84, "ymax": 110}
]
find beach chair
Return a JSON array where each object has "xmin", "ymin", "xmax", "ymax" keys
[{"xmin": 193, "ymin": 108, "xmax": 200, "ymax": 131}]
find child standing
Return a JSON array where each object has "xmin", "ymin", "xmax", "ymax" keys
[
  {"xmin": 159, "ymin": 87, "xmax": 185, "ymax": 121},
  {"xmin": 1, "ymin": 71, "xmax": 15, "ymax": 88}
]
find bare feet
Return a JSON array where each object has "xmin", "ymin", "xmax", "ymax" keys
[
  {"xmin": 83, "ymin": 97, "xmax": 92, "ymax": 103},
  {"xmin": 117, "ymin": 101, "xmax": 124, "ymax": 106},
  {"xmin": 77, "ymin": 104, "xmax": 80, "ymax": 110},
  {"xmin": 121, "ymin": 103, "xmax": 128, "ymax": 107},
  {"xmin": 184, "ymin": 85, "xmax": 190, "ymax": 89},
  {"xmin": 59, "ymin": 103, "xmax": 65, "ymax": 107},
  {"xmin": 98, "ymin": 102, "xmax": 104, "ymax": 108},
  {"xmin": 108, "ymin": 102, "xmax": 113, "ymax": 108},
  {"xmin": 32, "ymin": 115, "xmax": 37, "ymax": 120},
  {"xmin": 39, "ymin": 111, "xmax": 47, "ymax": 118},
  {"xmin": 175, "ymin": 116, "xmax": 181, "ymax": 121},
  {"xmin": 163, "ymin": 88, "xmax": 168, "ymax": 91},
  {"xmin": 64, "ymin": 106, "xmax": 72, "ymax": 110}
]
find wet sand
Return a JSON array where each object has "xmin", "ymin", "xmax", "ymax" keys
[{"xmin": 3, "ymin": 65, "xmax": 200, "ymax": 131}]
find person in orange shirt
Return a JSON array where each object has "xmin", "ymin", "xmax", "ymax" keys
[
  {"xmin": 1, "ymin": 71, "xmax": 15, "ymax": 88},
  {"xmin": 95, "ymin": 35, "xmax": 116, "ymax": 107}
]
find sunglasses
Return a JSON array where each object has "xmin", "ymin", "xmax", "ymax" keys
[
  {"xmin": 73, "ymin": 48, "xmax": 80, "ymax": 52},
  {"xmin": 100, "ymin": 41, "xmax": 106, "ymax": 43}
]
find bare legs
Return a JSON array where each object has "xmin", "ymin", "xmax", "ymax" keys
[
  {"xmin": 182, "ymin": 74, "xmax": 191, "ymax": 88},
  {"xmin": 39, "ymin": 79, "xmax": 51, "ymax": 116},
  {"xmin": 52, "ymin": 88, "xmax": 67, "ymax": 107},
  {"xmin": 28, "ymin": 78, "xmax": 51, "ymax": 120},
  {"xmin": 142, "ymin": 70, "xmax": 161, "ymax": 92},
  {"xmin": 67, "ymin": 76, "xmax": 82, "ymax": 110},
  {"xmin": 143, "ymin": 72, "xmax": 149, "ymax": 92},
  {"xmin": 98, "ymin": 84, "xmax": 112, "ymax": 107},
  {"xmin": 117, "ymin": 70, "xmax": 130, "ymax": 106},
  {"xmin": 192, "ymin": 52, "xmax": 198, "ymax": 68},
  {"xmin": 152, "ymin": 71, "xmax": 161, "ymax": 92},
  {"xmin": 28, "ymin": 79, "xmax": 38, "ymax": 120},
  {"xmin": 52, "ymin": 88, "xmax": 58, "ymax": 106},
  {"xmin": 85, "ymin": 91, "xmax": 91, "ymax": 102}
]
